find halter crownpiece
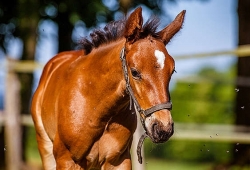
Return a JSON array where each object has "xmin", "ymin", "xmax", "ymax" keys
[{"xmin": 119, "ymin": 47, "xmax": 172, "ymax": 122}]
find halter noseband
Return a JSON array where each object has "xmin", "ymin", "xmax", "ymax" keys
[{"xmin": 120, "ymin": 47, "xmax": 172, "ymax": 125}]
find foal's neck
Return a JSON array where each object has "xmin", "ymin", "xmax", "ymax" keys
[{"xmin": 88, "ymin": 39, "xmax": 129, "ymax": 113}]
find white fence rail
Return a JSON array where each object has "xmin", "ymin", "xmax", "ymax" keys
[{"xmin": 1, "ymin": 114, "xmax": 250, "ymax": 144}]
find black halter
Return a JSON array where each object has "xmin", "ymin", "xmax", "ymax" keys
[{"xmin": 120, "ymin": 47, "xmax": 172, "ymax": 125}]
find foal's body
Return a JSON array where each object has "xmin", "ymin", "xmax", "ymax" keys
[
  {"xmin": 32, "ymin": 7, "xmax": 185, "ymax": 169},
  {"xmin": 32, "ymin": 41, "xmax": 136, "ymax": 169}
]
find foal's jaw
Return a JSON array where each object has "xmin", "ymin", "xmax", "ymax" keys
[{"xmin": 144, "ymin": 110, "xmax": 174, "ymax": 143}]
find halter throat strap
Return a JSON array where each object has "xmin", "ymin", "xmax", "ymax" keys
[{"xmin": 119, "ymin": 47, "xmax": 172, "ymax": 119}]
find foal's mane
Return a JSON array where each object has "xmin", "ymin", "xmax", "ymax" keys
[{"xmin": 79, "ymin": 16, "xmax": 160, "ymax": 54}]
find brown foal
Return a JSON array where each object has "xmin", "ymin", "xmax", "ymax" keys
[{"xmin": 31, "ymin": 7, "xmax": 185, "ymax": 170}]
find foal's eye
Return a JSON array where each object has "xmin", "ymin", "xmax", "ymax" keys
[{"xmin": 131, "ymin": 68, "xmax": 141, "ymax": 79}]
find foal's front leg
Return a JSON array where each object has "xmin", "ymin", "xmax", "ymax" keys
[
  {"xmin": 53, "ymin": 133, "xmax": 85, "ymax": 170},
  {"xmin": 101, "ymin": 148, "xmax": 132, "ymax": 170}
]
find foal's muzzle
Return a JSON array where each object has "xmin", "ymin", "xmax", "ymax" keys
[{"xmin": 151, "ymin": 121, "xmax": 174, "ymax": 143}]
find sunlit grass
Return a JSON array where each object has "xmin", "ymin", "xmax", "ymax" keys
[
  {"xmin": 145, "ymin": 159, "xmax": 250, "ymax": 170},
  {"xmin": 145, "ymin": 159, "xmax": 212, "ymax": 170}
]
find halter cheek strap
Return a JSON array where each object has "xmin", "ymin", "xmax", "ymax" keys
[{"xmin": 120, "ymin": 47, "xmax": 172, "ymax": 125}]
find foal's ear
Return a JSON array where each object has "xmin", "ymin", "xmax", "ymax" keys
[
  {"xmin": 158, "ymin": 10, "xmax": 186, "ymax": 45},
  {"xmin": 124, "ymin": 7, "xmax": 143, "ymax": 44}
]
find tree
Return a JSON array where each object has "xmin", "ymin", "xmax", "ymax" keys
[
  {"xmin": 39, "ymin": 0, "xmax": 168, "ymax": 52},
  {"xmin": 232, "ymin": 0, "xmax": 250, "ymax": 165}
]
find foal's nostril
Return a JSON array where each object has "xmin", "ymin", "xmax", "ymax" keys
[
  {"xmin": 151, "ymin": 122, "xmax": 174, "ymax": 143},
  {"xmin": 152, "ymin": 123, "xmax": 158, "ymax": 134}
]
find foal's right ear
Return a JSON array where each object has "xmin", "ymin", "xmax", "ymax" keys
[
  {"xmin": 124, "ymin": 7, "xmax": 143, "ymax": 45},
  {"xmin": 158, "ymin": 10, "xmax": 186, "ymax": 45}
]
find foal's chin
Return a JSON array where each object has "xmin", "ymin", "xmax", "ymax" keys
[{"xmin": 145, "ymin": 112, "xmax": 174, "ymax": 143}]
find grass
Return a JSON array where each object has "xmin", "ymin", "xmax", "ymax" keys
[
  {"xmin": 145, "ymin": 159, "xmax": 212, "ymax": 170},
  {"xmin": 145, "ymin": 159, "xmax": 250, "ymax": 170}
]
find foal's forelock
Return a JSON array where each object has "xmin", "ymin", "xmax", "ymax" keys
[{"xmin": 78, "ymin": 16, "xmax": 161, "ymax": 55}]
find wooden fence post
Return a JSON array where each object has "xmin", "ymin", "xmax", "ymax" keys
[{"xmin": 4, "ymin": 59, "xmax": 22, "ymax": 170}]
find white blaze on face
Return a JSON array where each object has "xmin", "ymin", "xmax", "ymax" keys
[{"xmin": 154, "ymin": 50, "xmax": 165, "ymax": 69}]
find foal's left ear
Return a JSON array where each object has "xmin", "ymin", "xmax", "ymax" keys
[
  {"xmin": 124, "ymin": 7, "xmax": 143, "ymax": 45},
  {"xmin": 158, "ymin": 10, "xmax": 186, "ymax": 45}
]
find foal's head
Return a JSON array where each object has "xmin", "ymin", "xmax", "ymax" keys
[{"xmin": 123, "ymin": 7, "xmax": 185, "ymax": 143}]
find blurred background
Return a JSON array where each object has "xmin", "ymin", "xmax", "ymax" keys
[{"xmin": 0, "ymin": 0, "xmax": 250, "ymax": 169}]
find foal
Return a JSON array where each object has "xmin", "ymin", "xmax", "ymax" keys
[{"xmin": 31, "ymin": 7, "xmax": 185, "ymax": 170}]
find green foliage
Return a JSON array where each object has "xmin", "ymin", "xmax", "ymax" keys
[
  {"xmin": 172, "ymin": 67, "xmax": 235, "ymax": 124},
  {"xmin": 144, "ymin": 66, "xmax": 236, "ymax": 163},
  {"xmin": 145, "ymin": 139, "xmax": 232, "ymax": 163}
]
